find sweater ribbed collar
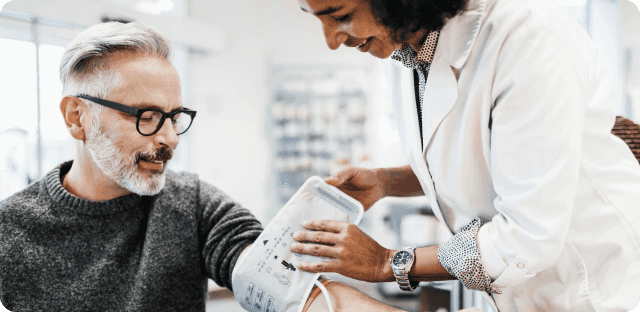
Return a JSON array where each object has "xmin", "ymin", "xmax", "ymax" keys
[{"xmin": 44, "ymin": 161, "xmax": 145, "ymax": 216}]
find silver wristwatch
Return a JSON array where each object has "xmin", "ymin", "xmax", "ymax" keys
[{"xmin": 390, "ymin": 246, "xmax": 419, "ymax": 291}]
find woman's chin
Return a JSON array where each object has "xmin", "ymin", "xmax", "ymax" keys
[
  {"xmin": 366, "ymin": 43, "xmax": 397, "ymax": 59},
  {"xmin": 369, "ymin": 48, "xmax": 394, "ymax": 59}
]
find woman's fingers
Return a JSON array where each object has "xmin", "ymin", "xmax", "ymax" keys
[
  {"xmin": 293, "ymin": 230, "xmax": 341, "ymax": 245},
  {"xmin": 290, "ymin": 222, "xmax": 390, "ymax": 282},
  {"xmin": 301, "ymin": 219, "xmax": 346, "ymax": 233},
  {"xmin": 296, "ymin": 259, "xmax": 338, "ymax": 273},
  {"xmin": 291, "ymin": 242, "xmax": 342, "ymax": 258}
]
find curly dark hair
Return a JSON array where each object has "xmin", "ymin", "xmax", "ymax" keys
[{"xmin": 369, "ymin": 0, "xmax": 467, "ymax": 42}]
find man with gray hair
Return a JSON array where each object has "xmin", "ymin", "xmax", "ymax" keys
[{"xmin": 0, "ymin": 21, "xmax": 262, "ymax": 311}]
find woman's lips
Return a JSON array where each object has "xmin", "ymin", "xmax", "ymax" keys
[{"xmin": 356, "ymin": 38, "xmax": 372, "ymax": 52}]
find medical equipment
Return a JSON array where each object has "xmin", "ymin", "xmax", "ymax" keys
[{"xmin": 232, "ymin": 176, "xmax": 364, "ymax": 312}]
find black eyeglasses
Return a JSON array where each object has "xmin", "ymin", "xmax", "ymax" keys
[{"xmin": 76, "ymin": 94, "xmax": 197, "ymax": 136}]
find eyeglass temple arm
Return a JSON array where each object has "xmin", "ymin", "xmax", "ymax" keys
[{"xmin": 76, "ymin": 94, "xmax": 139, "ymax": 116}]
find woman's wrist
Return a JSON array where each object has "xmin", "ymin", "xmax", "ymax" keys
[
  {"xmin": 379, "ymin": 248, "xmax": 397, "ymax": 282},
  {"xmin": 379, "ymin": 165, "xmax": 424, "ymax": 197},
  {"xmin": 373, "ymin": 167, "xmax": 390, "ymax": 198}
]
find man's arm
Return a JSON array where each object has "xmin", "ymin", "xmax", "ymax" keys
[
  {"xmin": 304, "ymin": 280, "xmax": 483, "ymax": 312},
  {"xmin": 198, "ymin": 181, "xmax": 262, "ymax": 290},
  {"xmin": 305, "ymin": 281, "xmax": 404, "ymax": 312}
]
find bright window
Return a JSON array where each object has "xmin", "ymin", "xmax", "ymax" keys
[{"xmin": 0, "ymin": 38, "xmax": 38, "ymax": 200}]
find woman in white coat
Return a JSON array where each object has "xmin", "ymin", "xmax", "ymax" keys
[{"xmin": 291, "ymin": 0, "xmax": 640, "ymax": 310}]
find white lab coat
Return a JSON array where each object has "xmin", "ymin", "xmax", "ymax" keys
[{"xmin": 381, "ymin": 0, "xmax": 640, "ymax": 310}]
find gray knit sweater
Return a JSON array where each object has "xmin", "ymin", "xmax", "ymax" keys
[{"xmin": 0, "ymin": 161, "xmax": 263, "ymax": 312}]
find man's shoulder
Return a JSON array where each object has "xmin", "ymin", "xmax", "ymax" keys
[
  {"xmin": 164, "ymin": 170, "xmax": 227, "ymax": 196},
  {"xmin": 158, "ymin": 170, "xmax": 237, "ymax": 218},
  {"xmin": 162, "ymin": 170, "xmax": 224, "ymax": 201},
  {"xmin": 164, "ymin": 170, "xmax": 199, "ymax": 189},
  {"xmin": 0, "ymin": 181, "xmax": 46, "ymax": 256},
  {"xmin": 0, "ymin": 181, "xmax": 45, "ymax": 215}
]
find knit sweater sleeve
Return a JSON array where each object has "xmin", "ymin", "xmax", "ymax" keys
[{"xmin": 198, "ymin": 181, "xmax": 262, "ymax": 291}]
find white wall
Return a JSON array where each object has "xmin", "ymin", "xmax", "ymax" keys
[
  {"xmin": 621, "ymin": 0, "xmax": 640, "ymax": 122},
  {"xmin": 187, "ymin": 0, "xmax": 385, "ymax": 222}
]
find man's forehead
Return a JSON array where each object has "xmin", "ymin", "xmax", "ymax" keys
[
  {"xmin": 105, "ymin": 54, "xmax": 182, "ymax": 111},
  {"xmin": 108, "ymin": 52, "xmax": 174, "ymax": 75}
]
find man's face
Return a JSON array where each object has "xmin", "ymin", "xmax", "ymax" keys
[
  {"xmin": 85, "ymin": 52, "xmax": 182, "ymax": 196},
  {"xmin": 298, "ymin": 0, "xmax": 402, "ymax": 59}
]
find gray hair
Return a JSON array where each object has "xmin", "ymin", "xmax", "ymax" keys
[{"xmin": 59, "ymin": 22, "xmax": 172, "ymax": 116}]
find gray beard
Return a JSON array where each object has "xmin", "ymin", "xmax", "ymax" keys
[{"xmin": 85, "ymin": 121, "xmax": 166, "ymax": 196}]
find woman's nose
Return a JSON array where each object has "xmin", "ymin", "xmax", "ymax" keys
[{"xmin": 322, "ymin": 22, "xmax": 348, "ymax": 50}]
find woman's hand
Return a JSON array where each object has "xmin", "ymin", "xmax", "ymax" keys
[
  {"xmin": 291, "ymin": 219, "xmax": 394, "ymax": 283},
  {"xmin": 325, "ymin": 166, "xmax": 386, "ymax": 211}
]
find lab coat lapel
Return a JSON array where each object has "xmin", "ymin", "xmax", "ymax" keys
[
  {"xmin": 397, "ymin": 65, "xmax": 450, "ymax": 227},
  {"xmin": 381, "ymin": 60, "xmax": 447, "ymax": 225},
  {"xmin": 421, "ymin": 0, "xmax": 486, "ymax": 150},
  {"xmin": 395, "ymin": 0, "xmax": 487, "ymax": 232},
  {"xmin": 420, "ymin": 50, "xmax": 458, "ymax": 152},
  {"xmin": 399, "ymin": 67, "xmax": 422, "ymax": 159}
]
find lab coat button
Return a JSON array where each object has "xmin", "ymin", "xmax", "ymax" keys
[{"xmin": 517, "ymin": 263, "xmax": 525, "ymax": 269}]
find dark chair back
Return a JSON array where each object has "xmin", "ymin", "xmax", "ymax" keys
[{"xmin": 612, "ymin": 116, "xmax": 640, "ymax": 163}]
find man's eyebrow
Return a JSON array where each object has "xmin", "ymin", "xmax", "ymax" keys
[
  {"xmin": 301, "ymin": 5, "xmax": 345, "ymax": 16},
  {"xmin": 136, "ymin": 103, "xmax": 184, "ymax": 112}
]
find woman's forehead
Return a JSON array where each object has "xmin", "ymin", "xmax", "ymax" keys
[{"xmin": 298, "ymin": 0, "xmax": 362, "ymax": 14}]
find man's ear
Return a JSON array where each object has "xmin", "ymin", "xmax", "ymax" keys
[{"xmin": 60, "ymin": 95, "xmax": 89, "ymax": 141}]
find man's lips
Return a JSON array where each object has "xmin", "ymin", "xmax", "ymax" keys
[
  {"xmin": 136, "ymin": 146, "xmax": 173, "ymax": 171},
  {"xmin": 139, "ymin": 159, "xmax": 164, "ymax": 170},
  {"xmin": 138, "ymin": 155, "xmax": 170, "ymax": 171}
]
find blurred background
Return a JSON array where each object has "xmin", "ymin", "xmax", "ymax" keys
[{"xmin": 0, "ymin": 0, "xmax": 639, "ymax": 311}]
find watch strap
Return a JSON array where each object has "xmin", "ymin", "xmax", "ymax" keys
[
  {"xmin": 394, "ymin": 271, "xmax": 419, "ymax": 291},
  {"xmin": 392, "ymin": 247, "xmax": 418, "ymax": 291}
]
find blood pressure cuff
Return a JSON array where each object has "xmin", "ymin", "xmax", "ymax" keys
[{"xmin": 231, "ymin": 177, "xmax": 364, "ymax": 312}]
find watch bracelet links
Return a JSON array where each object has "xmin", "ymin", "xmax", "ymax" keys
[
  {"xmin": 392, "ymin": 247, "xmax": 418, "ymax": 291},
  {"xmin": 394, "ymin": 271, "xmax": 416, "ymax": 290}
]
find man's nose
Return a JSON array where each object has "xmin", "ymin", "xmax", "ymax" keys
[
  {"xmin": 153, "ymin": 119, "xmax": 179, "ymax": 149},
  {"xmin": 322, "ymin": 22, "xmax": 348, "ymax": 50}
]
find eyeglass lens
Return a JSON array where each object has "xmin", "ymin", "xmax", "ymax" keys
[{"xmin": 138, "ymin": 110, "xmax": 193, "ymax": 135}]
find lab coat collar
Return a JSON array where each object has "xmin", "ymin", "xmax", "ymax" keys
[
  {"xmin": 389, "ymin": 0, "xmax": 486, "ymax": 70},
  {"xmin": 442, "ymin": 0, "xmax": 487, "ymax": 70},
  {"xmin": 416, "ymin": 0, "xmax": 487, "ymax": 152}
]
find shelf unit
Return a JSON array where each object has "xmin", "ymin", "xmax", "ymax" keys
[{"xmin": 267, "ymin": 64, "xmax": 370, "ymax": 218}]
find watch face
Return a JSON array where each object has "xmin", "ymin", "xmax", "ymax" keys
[{"xmin": 392, "ymin": 251, "xmax": 411, "ymax": 267}]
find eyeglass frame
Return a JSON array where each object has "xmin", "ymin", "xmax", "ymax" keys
[{"xmin": 75, "ymin": 94, "xmax": 197, "ymax": 136}]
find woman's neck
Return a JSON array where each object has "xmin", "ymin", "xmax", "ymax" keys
[{"xmin": 406, "ymin": 29, "xmax": 429, "ymax": 53}]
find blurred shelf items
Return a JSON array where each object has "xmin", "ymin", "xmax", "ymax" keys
[{"xmin": 267, "ymin": 65, "xmax": 372, "ymax": 217}]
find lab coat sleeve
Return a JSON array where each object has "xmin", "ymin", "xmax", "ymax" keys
[
  {"xmin": 478, "ymin": 24, "xmax": 587, "ymax": 289},
  {"xmin": 439, "ymin": 218, "xmax": 502, "ymax": 294},
  {"xmin": 477, "ymin": 225, "xmax": 508, "ymax": 279}
]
